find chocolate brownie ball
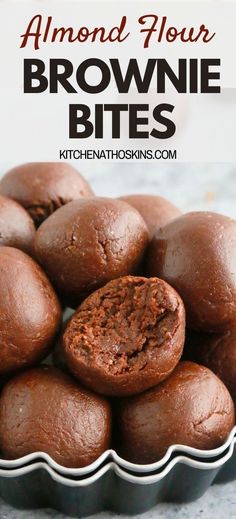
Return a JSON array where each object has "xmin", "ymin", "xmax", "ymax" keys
[
  {"xmin": 119, "ymin": 194, "xmax": 181, "ymax": 239},
  {"xmin": 0, "ymin": 247, "xmax": 61, "ymax": 375},
  {"xmin": 0, "ymin": 163, "xmax": 93, "ymax": 227},
  {"xmin": 0, "ymin": 366, "xmax": 111, "ymax": 467},
  {"xmin": 115, "ymin": 361, "xmax": 235, "ymax": 463},
  {"xmin": 34, "ymin": 198, "xmax": 149, "ymax": 308},
  {"xmin": 0, "ymin": 195, "xmax": 35, "ymax": 255},
  {"xmin": 63, "ymin": 276, "xmax": 185, "ymax": 396},
  {"xmin": 185, "ymin": 329, "xmax": 236, "ymax": 402},
  {"xmin": 147, "ymin": 212, "xmax": 236, "ymax": 332}
]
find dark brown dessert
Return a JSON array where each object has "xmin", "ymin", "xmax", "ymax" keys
[
  {"xmin": 185, "ymin": 329, "xmax": 236, "ymax": 402},
  {"xmin": 119, "ymin": 194, "xmax": 181, "ymax": 238},
  {"xmin": 0, "ymin": 195, "xmax": 35, "ymax": 255},
  {"xmin": 0, "ymin": 247, "xmax": 61, "ymax": 375},
  {"xmin": 0, "ymin": 162, "xmax": 93, "ymax": 226},
  {"xmin": 0, "ymin": 366, "xmax": 111, "ymax": 468},
  {"xmin": 34, "ymin": 198, "xmax": 149, "ymax": 307},
  {"xmin": 147, "ymin": 212, "xmax": 236, "ymax": 332},
  {"xmin": 63, "ymin": 276, "xmax": 186, "ymax": 396},
  {"xmin": 115, "ymin": 361, "xmax": 235, "ymax": 463}
]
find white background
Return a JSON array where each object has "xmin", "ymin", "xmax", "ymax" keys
[{"xmin": 0, "ymin": 1, "xmax": 235, "ymax": 161}]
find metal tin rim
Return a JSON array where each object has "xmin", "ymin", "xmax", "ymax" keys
[
  {"xmin": 111, "ymin": 425, "xmax": 236, "ymax": 473},
  {"xmin": 0, "ymin": 425, "xmax": 235, "ymax": 476},
  {"xmin": 0, "ymin": 439, "xmax": 235, "ymax": 488}
]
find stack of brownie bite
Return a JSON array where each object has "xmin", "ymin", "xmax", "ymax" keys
[{"xmin": 0, "ymin": 162, "xmax": 235, "ymax": 468}]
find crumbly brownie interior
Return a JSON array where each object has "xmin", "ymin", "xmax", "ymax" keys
[{"xmin": 64, "ymin": 277, "xmax": 181, "ymax": 375}]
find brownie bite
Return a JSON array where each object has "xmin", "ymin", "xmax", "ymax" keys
[
  {"xmin": 0, "ymin": 162, "xmax": 93, "ymax": 227},
  {"xmin": 185, "ymin": 329, "xmax": 236, "ymax": 403},
  {"xmin": 0, "ymin": 366, "xmax": 111, "ymax": 468},
  {"xmin": 34, "ymin": 198, "xmax": 149, "ymax": 308},
  {"xmin": 63, "ymin": 276, "xmax": 185, "ymax": 396},
  {"xmin": 0, "ymin": 247, "xmax": 61, "ymax": 375},
  {"xmin": 0, "ymin": 195, "xmax": 35, "ymax": 255},
  {"xmin": 119, "ymin": 194, "xmax": 181, "ymax": 239},
  {"xmin": 115, "ymin": 361, "xmax": 235, "ymax": 463},
  {"xmin": 147, "ymin": 212, "xmax": 236, "ymax": 332}
]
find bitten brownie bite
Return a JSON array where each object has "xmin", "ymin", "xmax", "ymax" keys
[
  {"xmin": 147, "ymin": 212, "xmax": 236, "ymax": 332},
  {"xmin": 115, "ymin": 361, "xmax": 235, "ymax": 464},
  {"xmin": 0, "ymin": 195, "xmax": 35, "ymax": 255},
  {"xmin": 0, "ymin": 366, "xmax": 111, "ymax": 468},
  {"xmin": 185, "ymin": 329, "xmax": 236, "ymax": 402},
  {"xmin": 0, "ymin": 247, "xmax": 61, "ymax": 375},
  {"xmin": 34, "ymin": 198, "xmax": 149, "ymax": 308},
  {"xmin": 62, "ymin": 276, "xmax": 186, "ymax": 396},
  {"xmin": 0, "ymin": 162, "xmax": 93, "ymax": 227},
  {"xmin": 119, "ymin": 194, "xmax": 181, "ymax": 239}
]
